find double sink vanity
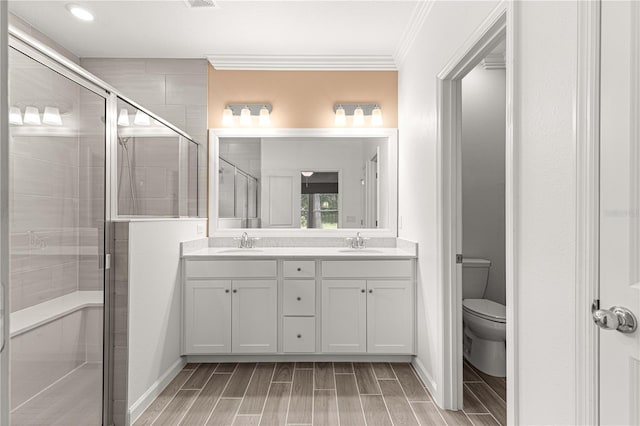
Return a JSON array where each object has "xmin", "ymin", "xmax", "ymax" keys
[
  {"xmin": 180, "ymin": 236, "xmax": 417, "ymax": 360},
  {"xmin": 182, "ymin": 127, "xmax": 415, "ymax": 361}
]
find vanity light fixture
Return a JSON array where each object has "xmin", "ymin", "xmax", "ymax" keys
[
  {"xmin": 333, "ymin": 103, "xmax": 383, "ymax": 127},
  {"xmin": 334, "ymin": 105, "xmax": 346, "ymax": 126},
  {"xmin": 117, "ymin": 109, "xmax": 130, "ymax": 126},
  {"xmin": 134, "ymin": 110, "xmax": 150, "ymax": 126},
  {"xmin": 42, "ymin": 106, "xmax": 62, "ymax": 126},
  {"xmin": 222, "ymin": 106, "xmax": 234, "ymax": 126},
  {"xmin": 9, "ymin": 106, "xmax": 23, "ymax": 125},
  {"xmin": 66, "ymin": 4, "xmax": 95, "ymax": 22},
  {"xmin": 259, "ymin": 105, "xmax": 271, "ymax": 126},
  {"xmin": 353, "ymin": 106, "xmax": 365, "ymax": 127},
  {"xmin": 24, "ymin": 106, "xmax": 41, "ymax": 125},
  {"xmin": 240, "ymin": 106, "xmax": 252, "ymax": 126},
  {"xmin": 301, "ymin": 171, "xmax": 314, "ymax": 177},
  {"xmin": 222, "ymin": 104, "xmax": 273, "ymax": 127},
  {"xmin": 371, "ymin": 106, "xmax": 383, "ymax": 126}
]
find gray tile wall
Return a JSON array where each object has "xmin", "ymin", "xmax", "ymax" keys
[
  {"xmin": 113, "ymin": 222, "xmax": 130, "ymax": 426},
  {"xmin": 80, "ymin": 58, "xmax": 208, "ymax": 218}
]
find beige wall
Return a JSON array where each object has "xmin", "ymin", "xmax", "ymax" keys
[{"xmin": 208, "ymin": 65, "xmax": 398, "ymax": 128}]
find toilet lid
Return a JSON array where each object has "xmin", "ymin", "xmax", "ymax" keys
[{"xmin": 463, "ymin": 299, "xmax": 506, "ymax": 323}]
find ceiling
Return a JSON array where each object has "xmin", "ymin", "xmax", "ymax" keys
[{"xmin": 8, "ymin": 1, "xmax": 420, "ymax": 66}]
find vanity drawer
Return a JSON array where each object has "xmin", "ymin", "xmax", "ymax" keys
[
  {"xmin": 186, "ymin": 260, "xmax": 277, "ymax": 278},
  {"xmin": 283, "ymin": 261, "xmax": 316, "ymax": 278},
  {"xmin": 283, "ymin": 280, "xmax": 315, "ymax": 315},
  {"xmin": 283, "ymin": 317, "xmax": 316, "ymax": 353},
  {"xmin": 322, "ymin": 260, "xmax": 413, "ymax": 278}
]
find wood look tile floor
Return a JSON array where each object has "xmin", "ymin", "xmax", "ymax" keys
[{"xmin": 135, "ymin": 362, "xmax": 506, "ymax": 426}]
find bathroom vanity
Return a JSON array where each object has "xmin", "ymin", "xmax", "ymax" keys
[{"xmin": 181, "ymin": 244, "xmax": 417, "ymax": 360}]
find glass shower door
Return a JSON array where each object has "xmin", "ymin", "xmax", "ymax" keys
[{"xmin": 8, "ymin": 47, "xmax": 107, "ymax": 425}]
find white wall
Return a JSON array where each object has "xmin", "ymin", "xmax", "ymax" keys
[
  {"xmin": 127, "ymin": 219, "xmax": 206, "ymax": 420},
  {"xmin": 397, "ymin": 0, "xmax": 502, "ymax": 404},
  {"xmin": 462, "ymin": 66, "xmax": 506, "ymax": 305},
  {"xmin": 399, "ymin": 1, "xmax": 580, "ymax": 423}
]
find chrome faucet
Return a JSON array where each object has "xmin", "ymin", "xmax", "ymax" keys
[
  {"xmin": 345, "ymin": 232, "xmax": 369, "ymax": 249},
  {"xmin": 235, "ymin": 232, "xmax": 258, "ymax": 249}
]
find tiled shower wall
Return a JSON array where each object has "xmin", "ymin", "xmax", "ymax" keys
[{"xmin": 80, "ymin": 58, "xmax": 208, "ymax": 218}]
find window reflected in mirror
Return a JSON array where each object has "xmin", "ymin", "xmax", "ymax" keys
[{"xmin": 300, "ymin": 172, "xmax": 339, "ymax": 229}]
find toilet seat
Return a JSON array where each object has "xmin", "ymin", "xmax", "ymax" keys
[{"xmin": 463, "ymin": 298, "xmax": 506, "ymax": 323}]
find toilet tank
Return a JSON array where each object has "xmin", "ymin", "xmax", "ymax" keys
[{"xmin": 462, "ymin": 258, "xmax": 491, "ymax": 299}]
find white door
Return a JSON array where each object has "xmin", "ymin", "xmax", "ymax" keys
[
  {"xmin": 321, "ymin": 280, "xmax": 367, "ymax": 353},
  {"xmin": 598, "ymin": 1, "xmax": 640, "ymax": 423},
  {"xmin": 184, "ymin": 280, "xmax": 231, "ymax": 354},
  {"xmin": 232, "ymin": 280, "xmax": 277, "ymax": 353},
  {"xmin": 367, "ymin": 281, "xmax": 414, "ymax": 354}
]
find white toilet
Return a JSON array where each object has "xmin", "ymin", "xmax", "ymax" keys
[{"xmin": 462, "ymin": 258, "xmax": 506, "ymax": 377}]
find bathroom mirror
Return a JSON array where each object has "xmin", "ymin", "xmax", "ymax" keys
[{"xmin": 208, "ymin": 128, "xmax": 398, "ymax": 236}]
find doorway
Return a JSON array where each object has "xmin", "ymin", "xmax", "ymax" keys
[{"xmin": 436, "ymin": 3, "xmax": 514, "ymax": 422}]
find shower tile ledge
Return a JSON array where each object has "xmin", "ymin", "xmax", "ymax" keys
[{"xmin": 11, "ymin": 290, "xmax": 103, "ymax": 338}]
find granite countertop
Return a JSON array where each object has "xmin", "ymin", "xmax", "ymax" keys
[{"xmin": 182, "ymin": 246, "xmax": 416, "ymax": 259}]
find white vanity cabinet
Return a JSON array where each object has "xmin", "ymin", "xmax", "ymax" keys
[
  {"xmin": 183, "ymin": 260, "xmax": 278, "ymax": 355},
  {"xmin": 321, "ymin": 260, "xmax": 415, "ymax": 354}
]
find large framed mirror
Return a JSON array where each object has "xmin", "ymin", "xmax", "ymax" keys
[{"xmin": 208, "ymin": 128, "xmax": 398, "ymax": 236}]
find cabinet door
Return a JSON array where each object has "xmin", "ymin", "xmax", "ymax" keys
[
  {"xmin": 184, "ymin": 280, "xmax": 231, "ymax": 354},
  {"xmin": 232, "ymin": 280, "xmax": 278, "ymax": 353},
  {"xmin": 367, "ymin": 281, "xmax": 414, "ymax": 354},
  {"xmin": 321, "ymin": 280, "xmax": 367, "ymax": 353}
]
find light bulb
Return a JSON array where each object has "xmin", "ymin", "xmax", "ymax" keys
[
  {"xmin": 371, "ymin": 106, "xmax": 383, "ymax": 126},
  {"xmin": 222, "ymin": 106, "xmax": 234, "ymax": 127},
  {"xmin": 259, "ymin": 106, "xmax": 271, "ymax": 127},
  {"xmin": 24, "ymin": 106, "xmax": 41, "ymax": 125},
  {"xmin": 9, "ymin": 106, "xmax": 23, "ymax": 125},
  {"xmin": 301, "ymin": 171, "xmax": 314, "ymax": 177},
  {"xmin": 240, "ymin": 106, "xmax": 252, "ymax": 126},
  {"xmin": 334, "ymin": 106, "xmax": 346, "ymax": 126},
  {"xmin": 43, "ymin": 106, "xmax": 62, "ymax": 126},
  {"xmin": 118, "ymin": 109, "xmax": 130, "ymax": 126},
  {"xmin": 353, "ymin": 106, "xmax": 364, "ymax": 127},
  {"xmin": 134, "ymin": 110, "xmax": 150, "ymax": 126}
]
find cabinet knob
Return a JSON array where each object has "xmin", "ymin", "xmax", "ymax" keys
[
  {"xmin": 369, "ymin": 289, "xmax": 373, "ymax": 293},
  {"xmin": 297, "ymin": 297, "xmax": 302, "ymax": 301},
  {"xmin": 225, "ymin": 289, "xmax": 230, "ymax": 293},
  {"xmin": 233, "ymin": 289, "xmax": 237, "ymax": 293},
  {"xmin": 361, "ymin": 289, "xmax": 365, "ymax": 293},
  {"xmin": 297, "ymin": 267, "xmax": 302, "ymax": 272},
  {"xmin": 297, "ymin": 334, "xmax": 302, "ymax": 339}
]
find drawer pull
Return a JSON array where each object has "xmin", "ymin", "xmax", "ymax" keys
[
  {"xmin": 297, "ymin": 267, "xmax": 302, "ymax": 272},
  {"xmin": 369, "ymin": 289, "xmax": 373, "ymax": 293},
  {"xmin": 297, "ymin": 334, "xmax": 302, "ymax": 339},
  {"xmin": 297, "ymin": 297, "xmax": 302, "ymax": 301},
  {"xmin": 361, "ymin": 289, "xmax": 365, "ymax": 293},
  {"xmin": 233, "ymin": 289, "xmax": 237, "ymax": 293},
  {"xmin": 225, "ymin": 289, "xmax": 230, "ymax": 293}
]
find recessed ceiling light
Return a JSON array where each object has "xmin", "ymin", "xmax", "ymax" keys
[{"xmin": 66, "ymin": 4, "xmax": 94, "ymax": 22}]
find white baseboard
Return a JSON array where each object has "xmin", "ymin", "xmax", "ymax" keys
[
  {"xmin": 186, "ymin": 354, "xmax": 413, "ymax": 363},
  {"xmin": 128, "ymin": 358, "xmax": 187, "ymax": 425},
  {"xmin": 411, "ymin": 357, "xmax": 439, "ymax": 405}
]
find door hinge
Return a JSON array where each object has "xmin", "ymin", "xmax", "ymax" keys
[
  {"xmin": 456, "ymin": 254, "xmax": 463, "ymax": 264},
  {"xmin": 592, "ymin": 298, "xmax": 600, "ymax": 312}
]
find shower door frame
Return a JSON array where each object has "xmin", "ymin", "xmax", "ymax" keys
[{"xmin": 7, "ymin": 32, "xmax": 116, "ymax": 426}]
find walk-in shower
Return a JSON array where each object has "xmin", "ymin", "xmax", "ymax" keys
[{"xmin": 6, "ymin": 30, "xmax": 200, "ymax": 426}]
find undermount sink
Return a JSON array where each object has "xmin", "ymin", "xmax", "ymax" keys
[
  {"xmin": 217, "ymin": 248, "xmax": 264, "ymax": 253},
  {"xmin": 338, "ymin": 248, "xmax": 384, "ymax": 254}
]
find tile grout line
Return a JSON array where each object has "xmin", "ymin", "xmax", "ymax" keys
[
  {"xmin": 149, "ymin": 367, "xmax": 198, "ymax": 426},
  {"xmin": 465, "ymin": 380, "xmax": 503, "ymax": 425},
  {"xmin": 202, "ymin": 369, "xmax": 237, "ymax": 426},
  {"xmin": 284, "ymin": 366, "xmax": 295, "ymax": 425},
  {"xmin": 371, "ymin": 362, "xmax": 398, "ymax": 426},
  {"xmin": 389, "ymin": 364, "xmax": 422, "ymax": 425},
  {"xmin": 406, "ymin": 362, "xmax": 453, "ymax": 425},
  {"xmin": 257, "ymin": 362, "xmax": 279, "ymax": 426},
  {"xmin": 232, "ymin": 363, "xmax": 259, "ymax": 425},
  {"xmin": 173, "ymin": 365, "xmax": 218, "ymax": 426}
]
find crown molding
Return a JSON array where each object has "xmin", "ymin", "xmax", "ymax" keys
[
  {"xmin": 394, "ymin": 0, "xmax": 435, "ymax": 68},
  {"xmin": 207, "ymin": 54, "xmax": 398, "ymax": 71},
  {"xmin": 480, "ymin": 52, "xmax": 506, "ymax": 70}
]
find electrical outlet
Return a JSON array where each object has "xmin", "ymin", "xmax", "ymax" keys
[{"xmin": 197, "ymin": 223, "xmax": 205, "ymax": 235}]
